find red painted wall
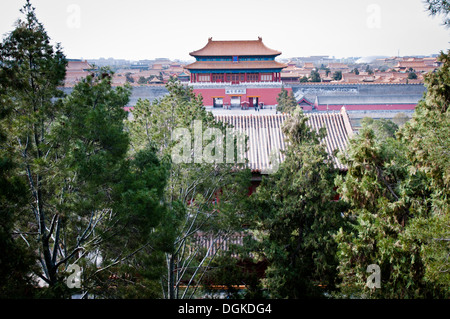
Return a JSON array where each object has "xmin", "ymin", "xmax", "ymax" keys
[{"xmin": 193, "ymin": 87, "xmax": 292, "ymax": 107}]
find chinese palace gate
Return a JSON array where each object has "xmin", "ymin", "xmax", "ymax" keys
[{"xmin": 184, "ymin": 37, "xmax": 291, "ymax": 108}]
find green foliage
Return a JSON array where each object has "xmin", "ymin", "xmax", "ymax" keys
[
  {"xmin": 0, "ymin": 156, "xmax": 37, "ymax": 298},
  {"xmin": 0, "ymin": 2, "xmax": 168, "ymax": 298},
  {"xmin": 0, "ymin": 1, "xmax": 69, "ymax": 293},
  {"xmin": 310, "ymin": 69, "xmax": 321, "ymax": 82},
  {"xmin": 425, "ymin": 0, "xmax": 450, "ymax": 27},
  {"xmin": 248, "ymin": 108, "xmax": 346, "ymax": 298},
  {"xmin": 335, "ymin": 55, "xmax": 450, "ymax": 297},
  {"xmin": 54, "ymin": 72, "xmax": 167, "ymax": 298},
  {"xmin": 202, "ymin": 255, "xmax": 266, "ymax": 299},
  {"xmin": 408, "ymin": 72, "xmax": 418, "ymax": 80},
  {"xmin": 334, "ymin": 126, "xmax": 430, "ymax": 298},
  {"xmin": 332, "ymin": 71, "xmax": 342, "ymax": 81},
  {"xmin": 360, "ymin": 117, "xmax": 399, "ymax": 140},
  {"xmin": 397, "ymin": 50, "xmax": 450, "ymax": 292},
  {"xmin": 126, "ymin": 79, "xmax": 251, "ymax": 298},
  {"xmin": 392, "ymin": 112, "xmax": 410, "ymax": 127},
  {"xmin": 138, "ymin": 76, "xmax": 147, "ymax": 84},
  {"xmin": 276, "ymin": 87, "xmax": 297, "ymax": 113},
  {"xmin": 0, "ymin": 44, "xmax": 38, "ymax": 296},
  {"xmin": 0, "ymin": 0, "xmax": 447, "ymax": 300},
  {"xmin": 299, "ymin": 76, "xmax": 309, "ymax": 83}
]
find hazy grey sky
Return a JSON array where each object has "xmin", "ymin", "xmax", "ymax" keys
[{"xmin": 1, "ymin": 0, "xmax": 449, "ymax": 61}]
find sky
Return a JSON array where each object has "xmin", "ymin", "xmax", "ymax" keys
[{"xmin": 0, "ymin": 0, "xmax": 449, "ymax": 61}]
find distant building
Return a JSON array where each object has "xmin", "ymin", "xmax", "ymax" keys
[
  {"xmin": 184, "ymin": 37, "xmax": 290, "ymax": 108},
  {"xmin": 149, "ymin": 76, "xmax": 164, "ymax": 85},
  {"xmin": 64, "ymin": 59, "xmax": 93, "ymax": 87},
  {"xmin": 130, "ymin": 62, "xmax": 149, "ymax": 71},
  {"xmin": 185, "ymin": 37, "xmax": 286, "ymax": 84},
  {"xmin": 280, "ymin": 61, "xmax": 311, "ymax": 83},
  {"xmin": 176, "ymin": 71, "xmax": 191, "ymax": 82},
  {"xmin": 327, "ymin": 62, "xmax": 350, "ymax": 73},
  {"xmin": 394, "ymin": 57, "xmax": 438, "ymax": 73}
]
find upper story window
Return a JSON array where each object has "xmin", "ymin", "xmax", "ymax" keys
[
  {"xmin": 261, "ymin": 73, "xmax": 273, "ymax": 82},
  {"xmin": 198, "ymin": 74, "xmax": 211, "ymax": 82},
  {"xmin": 247, "ymin": 73, "xmax": 259, "ymax": 82},
  {"xmin": 197, "ymin": 57, "xmax": 231, "ymax": 61},
  {"xmin": 239, "ymin": 56, "xmax": 274, "ymax": 61},
  {"xmin": 233, "ymin": 56, "xmax": 238, "ymax": 62}
]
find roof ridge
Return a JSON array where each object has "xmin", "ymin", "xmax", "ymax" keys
[{"xmin": 190, "ymin": 38, "xmax": 282, "ymax": 57}]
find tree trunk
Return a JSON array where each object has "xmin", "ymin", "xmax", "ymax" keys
[{"xmin": 167, "ymin": 254, "xmax": 175, "ymax": 299}]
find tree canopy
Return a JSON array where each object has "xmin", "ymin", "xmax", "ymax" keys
[
  {"xmin": 276, "ymin": 87, "xmax": 297, "ymax": 113},
  {"xmin": 247, "ymin": 108, "xmax": 346, "ymax": 298},
  {"xmin": 0, "ymin": 0, "xmax": 449, "ymax": 301},
  {"xmin": 0, "ymin": 2, "xmax": 167, "ymax": 298}
]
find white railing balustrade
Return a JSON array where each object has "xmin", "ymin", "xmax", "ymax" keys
[{"xmin": 188, "ymin": 81, "xmax": 283, "ymax": 88}]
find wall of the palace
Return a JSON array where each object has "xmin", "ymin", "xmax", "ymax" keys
[
  {"xmin": 315, "ymin": 103, "xmax": 417, "ymax": 111},
  {"xmin": 193, "ymin": 87, "xmax": 292, "ymax": 107},
  {"xmin": 61, "ymin": 83, "xmax": 425, "ymax": 112}
]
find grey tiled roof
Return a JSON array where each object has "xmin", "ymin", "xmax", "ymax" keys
[{"xmin": 214, "ymin": 108, "xmax": 354, "ymax": 173}]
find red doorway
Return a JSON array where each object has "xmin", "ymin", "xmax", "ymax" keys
[{"xmin": 249, "ymin": 97, "xmax": 259, "ymax": 107}]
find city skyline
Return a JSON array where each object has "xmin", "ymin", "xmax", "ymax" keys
[{"xmin": 0, "ymin": 0, "xmax": 449, "ymax": 61}]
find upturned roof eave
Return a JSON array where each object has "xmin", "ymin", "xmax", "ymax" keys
[{"xmin": 189, "ymin": 38, "xmax": 282, "ymax": 57}]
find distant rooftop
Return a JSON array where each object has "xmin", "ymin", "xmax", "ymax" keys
[{"xmin": 189, "ymin": 37, "xmax": 282, "ymax": 57}]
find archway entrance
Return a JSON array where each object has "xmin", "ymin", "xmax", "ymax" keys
[{"xmin": 230, "ymin": 96, "xmax": 241, "ymax": 108}]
